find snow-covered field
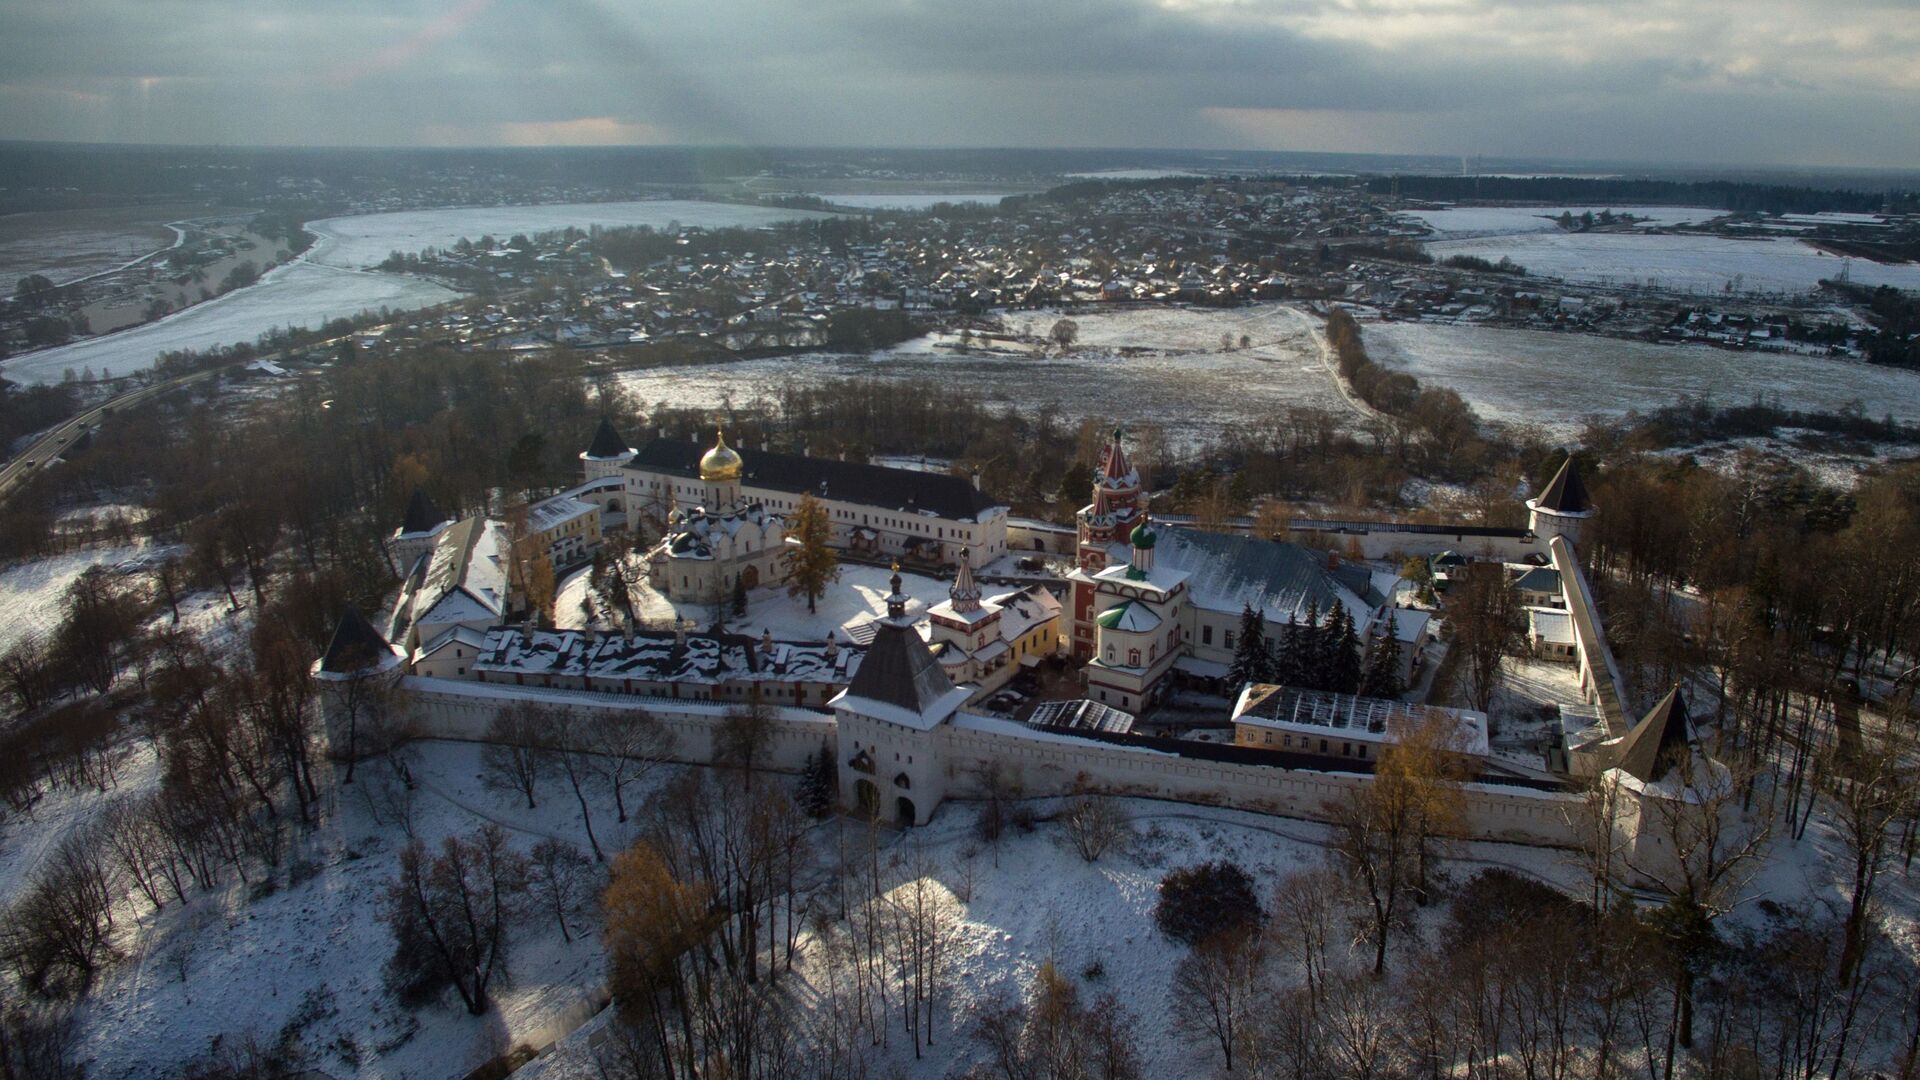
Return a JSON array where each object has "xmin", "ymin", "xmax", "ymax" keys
[
  {"xmin": 1402, "ymin": 205, "xmax": 1724, "ymax": 240},
  {"xmin": 0, "ymin": 543, "xmax": 147, "ymax": 655},
  {"xmin": 0, "ymin": 205, "xmax": 204, "ymax": 286},
  {"xmin": 0, "ymin": 200, "xmax": 831, "ymax": 386},
  {"xmin": 1423, "ymin": 231, "xmax": 1920, "ymax": 295},
  {"xmin": 618, "ymin": 303, "xmax": 1354, "ymax": 449},
  {"xmin": 1366, "ymin": 321, "xmax": 1920, "ymax": 437},
  {"xmin": 521, "ymin": 794, "xmax": 1596, "ymax": 1080},
  {"xmin": 0, "ymin": 739, "xmax": 648, "ymax": 1079}
]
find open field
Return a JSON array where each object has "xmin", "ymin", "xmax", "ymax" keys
[
  {"xmin": 1424, "ymin": 231, "xmax": 1920, "ymax": 295},
  {"xmin": 1367, "ymin": 321, "xmax": 1920, "ymax": 436},
  {"xmin": 618, "ymin": 303, "xmax": 1354, "ymax": 450},
  {"xmin": 1401, "ymin": 205, "xmax": 1724, "ymax": 239},
  {"xmin": 0, "ymin": 203, "xmax": 229, "ymax": 286}
]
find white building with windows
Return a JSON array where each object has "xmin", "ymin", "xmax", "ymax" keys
[{"xmin": 582, "ymin": 419, "xmax": 1010, "ymax": 571}]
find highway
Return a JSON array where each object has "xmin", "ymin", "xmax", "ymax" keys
[
  {"xmin": 0, "ymin": 324, "xmax": 373, "ymax": 505},
  {"xmin": 0, "ymin": 367, "xmax": 219, "ymax": 504}
]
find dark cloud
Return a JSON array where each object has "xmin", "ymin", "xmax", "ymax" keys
[{"xmin": 0, "ymin": 0, "xmax": 1914, "ymax": 167}]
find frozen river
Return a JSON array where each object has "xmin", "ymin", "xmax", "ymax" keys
[
  {"xmin": 0, "ymin": 200, "xmax": 830, "ymax": 385},
  {"xmin": 618, "ymin": 303, "xmax": 1354, "ymax": 450}
]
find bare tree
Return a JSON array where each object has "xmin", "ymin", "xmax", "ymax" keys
[
  {"xmin": 541, "ymin": 707, "xmax": 606, "ymax": 861},
  {"xmin": 480, "ymin": 701, "xmax": 554, "ymax": 810},
  {"xmin": 528, "ymin": 837, "xmax": 594, "ymax": 944},
  {"xmin": 1060, "ymin": 790, "xmax": 1131, "ymax": 863},
  {"xmin": 1327, "ymin": 713, "xmax": 1467, "ymax": 974},
  {"xmin": 384, "ymin": 824, "xmax": 529, "ymax": 1015},
  {"xmin": 1444, "ymin": 561, "xmax": 1521, "ymax": 712},
  {"xmin": 1171, "ymin": 927, "xmax": 1269, "ymax": 1072},
  {"xmin": 585, "ymin": 708, "xmax": 675, "ymax": 823},
  {"xmin": 1822, "ymin": 709, "xmax": 1919, "ymax": 987}
]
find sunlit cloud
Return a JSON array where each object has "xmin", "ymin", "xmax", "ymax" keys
[{"xmin": 0, "ymin": 0, "xmax": 1914, "ymax": 167}]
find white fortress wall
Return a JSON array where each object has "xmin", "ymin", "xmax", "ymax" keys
[{"xmin": 371, "ymin": 679, "xmax": 1580, "ymax": 848}]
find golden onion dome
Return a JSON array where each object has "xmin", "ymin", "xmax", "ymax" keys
[{"xmin": 699, "ymin": 428, "xmax": 744, "ymax": 481}]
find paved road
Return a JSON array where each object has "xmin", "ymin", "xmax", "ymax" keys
[
  {"xmin": 0, "ymin": 368, "xmax": 219, "ymax": 503},
  {"xmin": 0, "ymin": 326, "xmax": 369, "ymax": 505}
]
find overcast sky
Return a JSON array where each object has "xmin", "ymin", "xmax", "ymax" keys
[{"xmin": 3, "ymin": 0, "xmax": 1916, "ymax": 169}]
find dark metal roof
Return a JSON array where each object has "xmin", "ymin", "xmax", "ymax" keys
[
  {"xmin": 1534, "ymin": 457, "xmax": 1591, "ymax": 514},
  {"xmin": 842, "ymin": 619, "xmax": 957, "ymax": 716},
  {"xmin": 1289, "ymin": 518, "xmax": 1531, "ymax": 540},
  {"xmin": 627, "ymin": 438, "xmax": 1000, "ymax": 520},
  {"xmin": 1615, "ymin": 685, "xmax": 1694, "ymax": 784},
  {"xmin": 400, "ymin": 488, "xmax": 446, "ymax": 534},
  {"xmin": 586, "ymin": 416, "xmax": 631, "ymax": 459},
  {"xmin": 320, "ymin": 608, "xmax": 392, "ymax": 674}
]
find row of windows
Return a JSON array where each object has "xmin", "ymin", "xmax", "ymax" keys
[{"xmin": 1244, "ymin": 729, "xmax": 1371, "ymax": 758}]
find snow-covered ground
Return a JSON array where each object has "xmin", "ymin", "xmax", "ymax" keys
[
  {"xmin": 556, "ymin": 562, "xmax": 970, "ymax": 642},
  {"xmin": 0, "ymin": 542, "xmax": 147, "ymax": 655},
  {"xmin": 1366, "ymin": 321, "xmax": 1920, "ymax": 438},
  {"xmin": 617, "ymin": 303, "xmax": 1353, "ymax": 450},
  {"xmin": 0, "ymin": 739, "xmax": 659, "ymax": 1080},
  {"xmin": 1402, "ymin": 205, "xmax": 1723, "ymax": 240},
  {"xmin": 1423, "ymin": 231, "xmax": 1920, "ymax": 295},
  {"xmin": 0, "ymin": 200, "xmax": 831, "ymax": 386},
  {"xmin": 520, "ymin": 794, "xmax": 1590, "ymax": 1080}
]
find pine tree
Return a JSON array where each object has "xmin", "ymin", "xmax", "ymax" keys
[
  {"xmin": 1273, "ymin": 613, "xmax": 1304, "ymax": 687},
  {"xmin": 1362, "ymin": 628, "xmax": 1404, "ymax": 699},
  {"xmin": 1227, "ymin": 604, "xmax": 1270, "ymax": 690},
  {"xmin": 1330, "ymin": 606, "xmax": 1363, "ymax": 694},
  {"xmin": 783, "ymin": 492, "xmax": 840, "ymax": 614},
  {"xmin": 796, "ymin": 743, "xmax": 836, "ymax": 818},
  {"xmin": 730, "ymin": 573, "xmax": 748, "ymax": 618},
  {"xmin": 1299, "ymin": 600, "xmax": 1324, "ymax": 690}
]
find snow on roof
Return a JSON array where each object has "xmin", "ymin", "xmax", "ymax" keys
[
  {"xmin": 472, "ymin": 626, "xmax": 861, "ymax": 686},
  {"xmin": 1096, "ymin": 599, "xmax": 1162, "ymax": 633},
  {"xmin": 989, "ymin": 586, "xmax": 1061, "ymax": 641},
  {"xmin": 528, "ymin": 495, "xmax": 596, "ymax": 533},
  {"xmin": 1146, "ymin": 527, "xmax": 1371, "ymax": 623},
  {"xmin": 1529, "ymin": 608, "xmax": 1575, "ymax": 645},
  {"xmin": 1232, "ymin": 684, "xmax": 1490, "ymax": 757},
  {"xmin": 1028, "ymin": 698, "xmax": 1136, "ymax": 734}
]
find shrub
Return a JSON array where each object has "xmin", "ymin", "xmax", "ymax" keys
[{"xmin": 1154, "ymin": 861, "xmax": 1261, "ymax": 947}]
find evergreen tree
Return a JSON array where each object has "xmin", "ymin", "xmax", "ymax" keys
[
  {"xmin": 796, "ymin": 743, "xmax": 836, "ymax": 818},
  {"xmin": 1227, "ymin": 604, "xmax": 1270, "ymax": 690},
  {"xmin": 730, "ymin": 573, "xmax": 748, "ymax": 618},
  {"xmin": 1329, "ymin": 606, "xmax": 1363, "ymax": 694},
  {"xmin": 1274, "ymin": 613, "xmax": 1304, "ymax": 687},
  {"xmin": 1362, "ymin": 629, "xmax": 1404, "ymax": 699},
  {"xmin": 1299, "ymin": 599, "xmax": 1325, "ymax": 690}
]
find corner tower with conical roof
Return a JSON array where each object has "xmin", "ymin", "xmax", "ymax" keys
[
  {"xmin": 831, "ymin": 564, "xmax": 973, "ymax": 826},
  {"xmin": 389, "ymin": 488, "xmax": 453, "ymax": 576},
  {"xmin": 580, "ymin": 416, "xmax": 636, "ymax": 480},
  {"xmin": 1076, "ymin": 427, "xmax": 1146, "ymax": 571},
  {"xmin": 311, "ymin": 607, "xmax": 405, "ymax": 765},
  {"xmin": 1527, "ymin": 455, "xmax": 1594, "ymax": 547}
]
